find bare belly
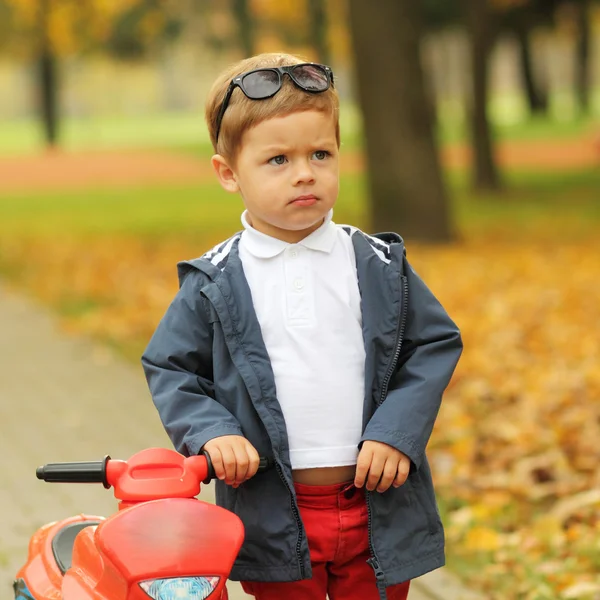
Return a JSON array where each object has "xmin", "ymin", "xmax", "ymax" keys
[{"xmin": 292, "ymin": 465, "xmax": 356, "ymax": 486}]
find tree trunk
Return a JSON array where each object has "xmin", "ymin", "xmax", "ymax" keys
[
  {"xmin": 515, "ymin": 21, "xmax": 548, "ymax": 114},
  {"xmin": 347, "ymin": 0, "xmax": 453, "ymax": 243},
  {"xmin": 38, "ymin": 0, "xmax": 59, "ymax": 148},
  {"xmin": 463, "ymin": 0, "xmax": 502, "ymax": 192},
  {"xmin": 232, "ymin": 0, "xmax": 254, "ymax": 56},
  {"xmin": 307, "ymin": 0, "xmax": 331, "ymax": 65},
  {"xmin": 575, "ymin": 0, "xmax": 591, "ymax": 115}
]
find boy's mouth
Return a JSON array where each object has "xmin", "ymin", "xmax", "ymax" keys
[{"xmin": 291, "ymin": 194, "xmax": 318, "ymax": 207}]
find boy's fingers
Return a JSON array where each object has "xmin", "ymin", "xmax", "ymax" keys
[
  {"xmin": 393, "ymin": 469, "xmax": 408, "ymax": 488},
  {"xmin": 232, "ymin": 443, "xmax": 249, "ymax": 486},
  {"xmin": 245, "ymin": 443, "xmax": 261, "ymax": 479},
  {"xmin": 366, "ymin": 454, "xmax": 385, "ymax": 492},
  {"xmin": 354, "ymin": 447, "xmax": 373, "ymax": 488},
  {"xmin": 219, "ymin": 444, "xmax": 237, "ymax": 484},
  {"xmin": 394, "ymin": 459, "xmax": 410, "ymax": 488},
  {"xmin": 377, "ymin": 458, "xmax": 398, "ymax": 493},
  {"xmin": 203, "ymin": 437, "xmax": 262, "ymax": 486}
]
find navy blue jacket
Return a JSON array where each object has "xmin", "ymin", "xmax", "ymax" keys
[{"xmin": 142, "ymin": 226, "xmax": 462, "ymax": 597}]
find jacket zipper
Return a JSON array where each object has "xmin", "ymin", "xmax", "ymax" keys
[
  {"xmin": 366, "ymin": 492, "xmax": 388, "ymax": 600},
  {"xmin": 275, "ymin": 460, "xmax": 306, "ymax": 579},
  {"xmin": 377, "ymin": 275, "xmax": 408, "ymax": 406},
  {"xmin": 366, "ymin": 275, "xmax": 409, "ymax": 600}
]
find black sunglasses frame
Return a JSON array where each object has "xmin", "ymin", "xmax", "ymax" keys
[{"xmin": 214, "ymin": 63, "xmax": 334, "ymax": 143}]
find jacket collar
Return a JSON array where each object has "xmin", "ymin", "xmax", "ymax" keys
[{"xmin": 177, "ymin": 227, "xmax": 405, "ymax": 286}]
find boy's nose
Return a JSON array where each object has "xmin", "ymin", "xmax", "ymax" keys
[{"xmin": 292, "ymin": 161, "xmax": 316, "ymax": 185}]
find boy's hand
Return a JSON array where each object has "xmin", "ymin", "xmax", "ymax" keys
[
  {"xmin": 202, "ymin": 435, "xmax": 260, "ymax": 488},
  {"xmin": 354, "ymin": 441, "xmax": 410, "ymax": 493}
]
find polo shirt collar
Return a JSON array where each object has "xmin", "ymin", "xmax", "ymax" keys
[{"xmin": 240, "ymin": 210, "xmax": 337, "ymax": 258}]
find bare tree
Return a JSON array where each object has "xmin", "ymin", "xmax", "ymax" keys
[
  {"xmin": 574, "ymin": 0, "xmax": 591, "ymax": 115},
  {"xmin": 502, "ymin": 1, "xmax": 553, "ymax": 116},
  {"xmin": 38, "ymin": 0, "xmax": 59, "ymax": 147},
  {"xmin": 307, "ymin": 0, "xmax": 331, "ymax": 64},
  {"xmin": 463, "ymin": 0, "xmax": 502, "ymax": 192},
  {"xmin": 514, "ymin": 19, "xmax": 548, "ymax": 114},
  {"xmin": 347, "ymin": 0, "xmax": 453, "ymax": 242},
  {"xmin": 232, "ymin": 0, "xmax": 255, "ymax": 56}
]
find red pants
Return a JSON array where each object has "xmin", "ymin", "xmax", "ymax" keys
[{"xmin": 239, "ymin": 481, "xmax": 410, "ymax": 600}]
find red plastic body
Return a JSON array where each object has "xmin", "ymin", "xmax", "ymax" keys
[
  {"xmin": 106, "ymin": 447, "xmax": 209, "ymax": 508},
  {"xmin": 16, "ymin": 448, "xmax": 245, "ymax": 600},
  {"xmin": 16, "ymin": 514, "xmax": 105, "ymax": 599}
]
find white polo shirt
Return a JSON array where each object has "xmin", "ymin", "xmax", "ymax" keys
[{"xmin": 239, "ymin": 210, "xmax": 366, "ymax": 469}]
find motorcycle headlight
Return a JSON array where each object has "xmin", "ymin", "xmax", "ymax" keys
[{"xmin": 139, "ymin": 577, "xmax": 220, "ymax": 599}]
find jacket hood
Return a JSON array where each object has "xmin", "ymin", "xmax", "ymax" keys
[
  {"xmin": 177, "ymin": 234, "xmax": 243, "ymax": 287},
  {"xmin": 371, "ymin": 231, "xmax": 404, "ymax": 246}
]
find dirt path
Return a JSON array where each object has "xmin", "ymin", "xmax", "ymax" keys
[
  {"xmin": 0, "ymin": 136, "xmax": 598, "ymax": 194},
  {"xmin": 0, "ymin": 149, "xmax": 214, "ymax": 193}
]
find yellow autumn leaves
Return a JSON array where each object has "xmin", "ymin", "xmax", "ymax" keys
[
  {"xmin": 0, "ymin": 226, "xmax": 599, "ymax": 599},
  {"xmin": 416, "ymin": 239, "xmax": 600, "ymax": 599}
]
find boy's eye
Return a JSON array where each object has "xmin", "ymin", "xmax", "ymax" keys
[
  {"xmin": 312, "ymin": 150, "xmax": 330, "ymax": 160},
  {"xmin": 268, "ymin": 155, "xmax": 287, "ymax": 166}
]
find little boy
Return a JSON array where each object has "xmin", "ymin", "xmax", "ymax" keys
[{"xmin": 142, "ymin": 53, "xmax": 462, "ymax": 600}]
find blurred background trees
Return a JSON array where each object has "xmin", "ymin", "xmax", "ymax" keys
[
  {"xmin": 348, "ymin": 0, "xmax": 453, "ymax": 240},
  {"xmin": 1, "ymin": 0, "xmax": 183, "ymax": 146},
  {"xmin": 0, "ymin": 0, "xmax": 598, "ymax": 238}
]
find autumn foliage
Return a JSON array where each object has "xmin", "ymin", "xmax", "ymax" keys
[{"xmin": 1, "ymin": 0, "xmax": 177, "ymax": 56}]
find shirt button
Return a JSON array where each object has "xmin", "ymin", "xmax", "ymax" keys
[
  {"xmin": 289, "ymin": 249, "xmax": 298, "ymax": 259},
  {"xmin": 294, "ymin": 278, "xmax": 304, "ymax": 290}
]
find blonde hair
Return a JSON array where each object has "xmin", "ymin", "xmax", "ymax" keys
[{"xmin": 205, "ymin": 53, "xmax": 340, "ymax": 162}]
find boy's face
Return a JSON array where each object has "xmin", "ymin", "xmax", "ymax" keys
[{"xmin": 212, "ymin": 110, "xmax": 339, "ymax": 243}]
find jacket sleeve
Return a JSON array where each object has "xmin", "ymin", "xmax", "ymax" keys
[
  {"xmin": 360, "ymin": 256, "xmax": 462, "ymax": 470},
  {"xmin": 141, "ymin": 270, "xmax": 244, "ymax": 457}
]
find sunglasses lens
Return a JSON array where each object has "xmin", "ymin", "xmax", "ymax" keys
[
  {"xmin": 242, "ymin": 70, "xmax": 280, "ymax": 99},
  {"xmin": 292, "ymin": 64, "xmax": 330, "ymax": 92}
]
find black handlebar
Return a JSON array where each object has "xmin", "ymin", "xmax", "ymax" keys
[
  {"xmin": 36, "ymin": 455, "xmax": 110, "ymax": 488},
  {"xmin": 36, "ymin": 453, "xmax": 273, "ymax": 487},
  {"xmin": 201, "ymin": 450, "xmax": 273, "ymax": 484}
]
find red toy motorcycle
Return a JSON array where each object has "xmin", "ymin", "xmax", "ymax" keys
[{"xmin": 14, "ymin": 447, "xmax": 270, "ymax": 600}]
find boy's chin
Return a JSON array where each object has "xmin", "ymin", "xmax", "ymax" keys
[{"xmin": 285, "ymin": 215, "xmax": 328, "ymax": 232}]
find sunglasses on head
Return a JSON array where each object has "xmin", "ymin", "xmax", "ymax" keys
[{"xmin": 215, "ymin": 62, "xmax": 334, "ymax": 142}]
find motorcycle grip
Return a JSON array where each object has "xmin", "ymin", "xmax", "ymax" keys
[{"xmin": 36, "ymin": 455, "xmax": 111, "ymax": 488}]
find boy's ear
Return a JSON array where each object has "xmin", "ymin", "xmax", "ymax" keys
[{"xmin": 211, "ymin": 154, "xmax": 239, "ymax": 193}]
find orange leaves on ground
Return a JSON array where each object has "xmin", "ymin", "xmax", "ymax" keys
[
  {"xmin": 409, "ymin": 239, "xmax": 600, "ymax": 598},
  {"xmin": 0, "ymin": 233, "xmax": 220, "ymax": 357},
  {"xmin": 1, "ymin": 231, "xmax": 599, "ymax": 598}
]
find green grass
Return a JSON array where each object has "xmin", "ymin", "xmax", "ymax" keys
[
  {"xmin": 1, "ymin": 167, "xmax": 598, "ymax": 243},
  {"xmin": 452, "ymin": 168, "xmax": 600, "ymax": 231},
  {"xmin": 0, "ymin": 112, "xmax": 210, "ymax": 156},
  {"xmin": 0, "ymin": 172, "xmax": 367, "ymax": 238}
]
